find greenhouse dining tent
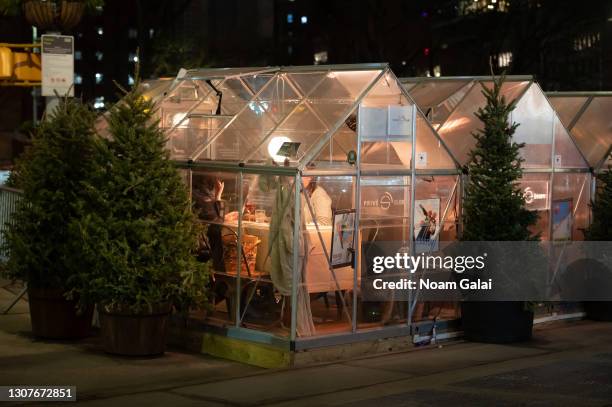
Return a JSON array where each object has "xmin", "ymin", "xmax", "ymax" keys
[
  {"xmin": 547, "ymin": 92, "xmax": 612, "ymax": 175},
  {"xmin": 401, "ymin": 76, "xmax": 592, "ymax": 242},
  {"xmin": 103, "ymin": 64, "xmax": 466, "ymax": 365}
]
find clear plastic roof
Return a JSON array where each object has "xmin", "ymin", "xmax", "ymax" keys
[
  {"xmin": 400, "ymin": 77, "xmax": 589, "ymax": 169},
  {"xmin": 157, "ymin": 64, "xmax": 458, "ymax": 171},
  {"xmin": 548, "ymin": 93, "xmax": 612, "ymax": 169}
]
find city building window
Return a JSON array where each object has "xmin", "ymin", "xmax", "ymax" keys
[
  {"xmin": 95, "ymin": 73, "xmax": 103, "ymax": 84},
  {"xmin": 287, "ymin": 13, "xmax": 293, "ymax": 23},
  {"xmin": 459, "ymin": 0, "xmax": 510, "ymax": 15},
  {"xmin": 573, "ymin": 32, "xmax": 600, "ymax": 51},
  {"xmin": 94, "ymin": 96, "xmax": 105, "ymax": 109},
  {"xmin": 300, "ymin": 15, "xmax": 308, "ymax": 24},
  {"xmin": 497, "ymin": 51, "xmax": 513, "ymax": 68}
]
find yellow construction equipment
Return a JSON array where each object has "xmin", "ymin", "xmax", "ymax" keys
[{"xmin": 0, "ymin": 43, "xmax": 41, "ymax": 86}]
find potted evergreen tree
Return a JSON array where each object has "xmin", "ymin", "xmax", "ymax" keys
[
  {"xmin": 5, "ymin": 97, "xmax": 96, "ymax": 339},
  {"xmin": 460, "ymin": 75, "xmax": 540, "ymax": 343},
  {"xmin": 583, "ymin": 160, "xmax": 612, "ymax": 320},
  {"xmin": 79, "ymin": 80, "xmax": 209, "ymax": 356}
]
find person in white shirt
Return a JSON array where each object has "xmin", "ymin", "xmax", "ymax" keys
[{"xmin": 302, "ymin": 175, "xmax": 332, "ymax": 226}]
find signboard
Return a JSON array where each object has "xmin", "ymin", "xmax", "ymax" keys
[
  {"xmin": 520, "ymin": 180, "xmax": 549, "ymax": 211},
  {"xmin": 552, "ymin": 199, "xmax": 572, "ymax": 241},
  {"xmin": 387, "ymin": 105, "xmax": 414, "ymax": 137},
  {"xmin": 361, "ymin": 185, "xmax": 406, "ymax": 217},
  {"xmin": 41, "ymin": 35, "xmax": 74, "ymax": 97},
  {"xmin": 358, "ymin": 106, "xmax": 387, "ymax": 141},
  {"xmin": 359, "ymin": 104, "xmax": 415, "ymax": 142},
  {"xmin": 330, "ymin": 209, "xmax": 356, "ymax": 268},
  {"xmin": 414, "ymin": 198, "xmax": 440, "ymax": 253}
]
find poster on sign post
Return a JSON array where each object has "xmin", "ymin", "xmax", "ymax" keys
[{"xmin": 41, "ymin": 35, "xmax": 74, "ymax": 97}]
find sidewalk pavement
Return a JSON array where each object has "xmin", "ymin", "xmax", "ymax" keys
[{"xmin": 2, "ymin": 282, "xmax": 612, "ymax": 406}]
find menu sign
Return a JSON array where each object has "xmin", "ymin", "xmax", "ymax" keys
[{"xmin": 41, "ymin": 35, "xmax": 74, "ymax": 97}]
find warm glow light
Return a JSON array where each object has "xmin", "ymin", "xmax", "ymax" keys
[
  {"xmin": 268, "ymin": 136, "xmax": 291, "ymax": 163},
  {"xmin": 172, "ymin": 113, "xmax": 189, "ymax": 128}
]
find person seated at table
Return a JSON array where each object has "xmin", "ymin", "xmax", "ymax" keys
[
  {"xmin": 193, "ymin": 174, "xmax": 225, "ymax": 272},
  {"xmin": 302, "ymin": 170, "xmax": 332, "ymax": 226}
]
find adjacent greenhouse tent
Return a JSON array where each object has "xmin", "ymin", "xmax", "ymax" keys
[
  {"xmin": 135, "ymin": 64, "xmax": 465, "ymax": 361},
  {"xmin": 401, "ymin": 76, "xmax": 592, "ymax": 241},
  {"xmin": 548, "ymin": 92, "xmax": 612, "ymax": 173}
]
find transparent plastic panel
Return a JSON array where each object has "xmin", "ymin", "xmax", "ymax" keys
[
  {"xmin": 301, "ymin": 70, "xmax": 383, "ymax": 156},
  {"xmin": 185, "ymin": 67, "xmax": 273, "ymax": 80},
  {"xmin": 415, "ymin": 115, "xmax": 457, "ymax": 170},
  {"xmin": 216, "ymin": 77, "xmax": 254, "ymax": 115},
  {"xmin": 201, "ymin": 102, "xmax": 277, "ymax": 162},
  {"xmin": 406, "ymin": 81, "xmax": 473, "ymax": 127},
  {"xmin": 287, "ymin": 72, "xmax": 327, "ymax": 96},
  {"xmin": 245, "ymin": 106, "xmax": 329, "ymax": 165},
  {"xmin": 358, "ymin": 176, "xmax": 411, "ymax": 330},
  {"xmin": 548, "ymin": 96, "xmax": 588, "ymax": 129},
  {"xmin": 436, "ymin": 84, "xmax": 486, "ymax": 166},
  {"xmin": 298, "ymin": 175, "xmax": 356, "ymax": 336},
  {"xmin": 553, "ymin": 116, "xmax": 588, "ymax": 169},
  {"xmin": 244, "ymin": 71, "xmax": 382, "ymax": 166},
  {"xmin": 511, "ymin": 84, "xmax": 553, "ymax": 168},
  {"xmin": 437, "ymin": 80, "xmax": 531, "ymax": 165},
  {"xmin": 570, "ymin": 97, "xmax": 612, "ymax": 168},
  {"xmin": 518, "ymin": 173, "xmax": 552, "ymax": 240},
  {"xmin": 310, "ymin": 70, "xmax": 381, "ymax": 100},
  {"xmin": 310, "ymin": 111, "xmax": 358, "ymax": 170},
  {"xmin": 551, "ymin": 173, "xmax": 590, "ymax": 241},
  {"xmin": 242, "ymin": 73, "xmax": 275, "ymax": 94},
  {"xmin": 254, "ymin": 75, "xmax": 300, "ymax": 124},
  {"xmin": 407, "ymin": 81, "xmax": 470, "ymax": 110},
  {"xmin": 359, "ymin": 73, "xmax": 417, "ymax": 170}
]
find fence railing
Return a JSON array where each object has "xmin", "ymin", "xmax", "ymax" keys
[{"xmin": 0, "ymin": 185, "xmax": 23, "ymax": 262}]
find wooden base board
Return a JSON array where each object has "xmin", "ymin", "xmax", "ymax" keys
[{"xmin": 168, "ymin": 323, "xmax": 418, "ymax": 369}]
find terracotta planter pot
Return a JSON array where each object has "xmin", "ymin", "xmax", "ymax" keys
[
  {"xmin": 28, "ymin": 287, "xmax": 93, "ymax": 339},
  {"xmin": 461, "ymin": 301, "xmax": 534, "ymax": 343},
  {"xmin": 99, "ymin": 304, "xmax": 171, "ymax": 356},
  {"xmin": 23, "ymin": 0, "xmax": 56, "ymax": 30}
]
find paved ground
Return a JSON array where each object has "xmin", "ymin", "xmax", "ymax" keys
[{"xmin": 2, "ymin": 282, "xmax": 612, "ymax": 406}]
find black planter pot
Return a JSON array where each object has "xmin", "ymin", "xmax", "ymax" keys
[
  {"xmin": 28, "ymin": 287, "xmax": 93, "ymax": 339},
  {"xmin": 584, "ymin": 301, "xmax": 612, "ymax": 321},
  {"xmin": 461, "ymin": 301, "xmax": 534, "ymax": 343},
  {"xmin": 99, "ymin": 304, "xmax": 171, "ymax": 356}
]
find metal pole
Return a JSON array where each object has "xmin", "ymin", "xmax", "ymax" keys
[
  {"xmin": 407, "ymin": 103, "xmax": 418, "ymax": 324},
  {"xmin": 352, "ymin": 105, "xmax": 363, "ymax": 334},
  {"xmin": 235, "ymin": 171, "xmax": 243, "ymax": 327}
]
